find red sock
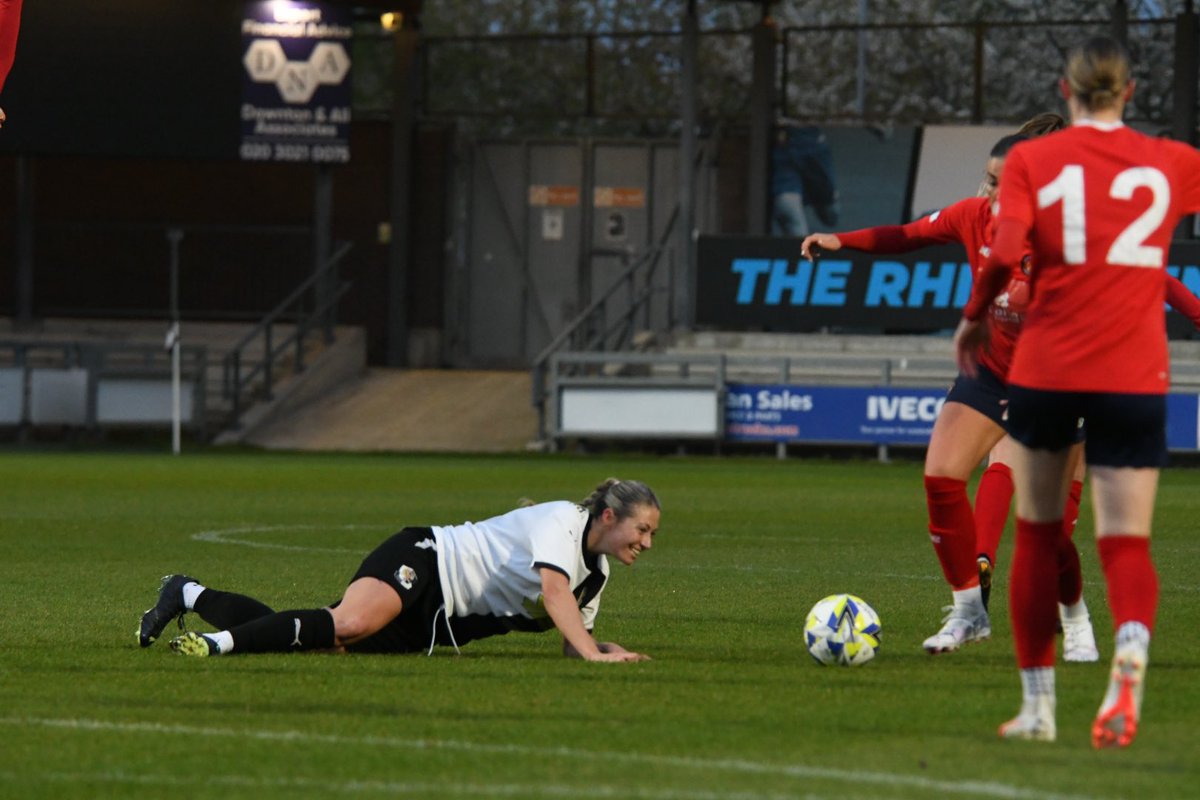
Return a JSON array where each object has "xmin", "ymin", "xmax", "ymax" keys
[
  {"xmin": 1097, "ymin": 535, "xmax": 1159, "ymax": 633},
  {"xmin": 973, "ymin": 462, "xmax": 1013, "ymax": 568},
  {"xmin": 1062, "ymin": 479, "xmax": 1083, "ymax": 538},
  {"xmin": 1010, "ymin": 518, "xmax": 1062, "ymax": 668},
  {"xmin": 1057, "ymin": 538, "xmax": 1083, "ymax": 606},
  {"xmin": 924, "ymin": 475, "xmax": 980, "ymax": 590},
  {"xmin": 1057, "ymin": 479, "xmax": 1085, "ymax": 605}
]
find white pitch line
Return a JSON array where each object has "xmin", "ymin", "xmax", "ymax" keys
[
  {"xmin": 0, "ymin": 717, "xmax": 1098, "ymax": 800},
  {"xmin": 0, "ymin": 770, "xmax": 819, "ymax": 800},
  {"xmin": 189, "ymin": 525, "xmax": 1198, "ymax": 592},
  {"xmin": 191, "ymin": 524, "xmax": 371, "ymax": 554}
]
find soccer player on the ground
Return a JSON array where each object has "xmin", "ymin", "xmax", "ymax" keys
[
  {"xmin": 0, "ymin": 0, "xmax": 23, "ymax": 129},
  {"xmin": 800, "ymin": 120, "xmax": 1107, "ymax": 659},
  {"xmin": 138, "ymin": 478, "xmax": 659, "ymax": 662},
  {"xmin": 955, "ymin": 36, "xmax": 1200, "ymax": 747}
]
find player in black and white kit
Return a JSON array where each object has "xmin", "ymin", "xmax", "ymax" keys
[{"xmin": 138, "ymin": 478, "xmax": 660, "ymax": 662}]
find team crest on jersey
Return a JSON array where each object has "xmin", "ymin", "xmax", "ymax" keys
[
  {"xmin": 995, "ymin": 291, "xmax": 1010, "ymax": 308},
  {"xmin": 395, "ymin": 565, "xmax": 417, "ymax": 590}
]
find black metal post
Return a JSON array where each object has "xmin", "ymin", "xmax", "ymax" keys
[
  {"xmin": 585, "ymin": 35, "xmax": 596, "ymax": 117},
  {"xmin": 1174, "ymin": 7, "xmax": 1198, "ymax": 145},
  {"xmin": 15, "ymin": 155, "xmax": 34, "ymax": 326},
  {"xmin": 748, "ymin": 10, "xmax": 778, "ymax": 235},
  {"xmin": 676, "ymin": 0, "xmax": 699, "ymax": 330},
  {"xmin": 167, "ymin": 227, "xmax": 183, "ymax": 454},
  {"xmin": 387, "ymin": 13, "xmax": 421, "ymax": 366},
  {"xmin": 972, "ymin": 23, "xmax": 986, "ymax": 124},
  {"xmin": 313, "ymin": 164, "xmax": 334, "ymax": 343},
  {"xmin": 1112, "ymin": 0, "xmax": 1129, "ymax": 49}
]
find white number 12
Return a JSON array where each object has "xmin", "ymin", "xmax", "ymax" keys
[{"xmin": 1036, "ymin": 164, "xmax": 1170, "ymax": 267}]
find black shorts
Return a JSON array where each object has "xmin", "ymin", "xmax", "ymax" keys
[
  {"xmin": 1006, "ymin": 386, "xmax": 1167, "ymax": 468},
  {"xmin": 945, "ymin": 364, "xmax": 1010, "ymax": 429},
  {"xmin": 341, "ymin": 526, "xmax": 455, "ymax": 654}
]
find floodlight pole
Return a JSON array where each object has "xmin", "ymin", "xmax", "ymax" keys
[
  {"xmin": 167, "ymin": 227, "xmax": 183, "ymax": 455},
  {"xmin": 386, "ymin": 13, "xmax": 421, "ymax": 366},
  {"xmin": 676, "ymin": 0, "xmax": 699, "ymax": 330},
  {"xmin": 1174, "ymin": 3, "xmax": 1199, "ymax": 237},
  {"xmin": 15, "ymin": 156, "xmax": 35, "ymax": 327}
]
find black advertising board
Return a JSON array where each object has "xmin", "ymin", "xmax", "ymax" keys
[
  {"xmin": 696, "ymin": 235, "xmax": 1200, "ymax": 338},
  {"xmin": 0, "ymin": 1, "xmax": 243, "ymax": 159},
  {"xmin": 0, "ymin": 1, "xmax": 352, "ymax": 163}
]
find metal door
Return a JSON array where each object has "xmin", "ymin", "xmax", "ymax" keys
[
  {"xmin": 455, "ymin": 138, "xmax": 711, "ymax": 367},
  {"xmin": 460, "ymin": 140, "xmax": 583, "ymax": 367}
]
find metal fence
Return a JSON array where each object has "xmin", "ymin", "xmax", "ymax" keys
[{"xmin": 349, "ymin": 15, "xmax": 1189, "ymax": 130}]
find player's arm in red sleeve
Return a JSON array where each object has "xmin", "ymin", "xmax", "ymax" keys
[
  {"xmin": 800, "ymin": 199, "xmax": 973, "ymax": 261},
  {"xmin": 1166, "ymin": 275, "xmax": 1200, "ymax": 329},
  {"xmin": 0, "ymin": 0, "xmax": 23, "ymax": 92}
]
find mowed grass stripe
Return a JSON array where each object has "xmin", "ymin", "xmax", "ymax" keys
[{"xmin": 0, "ymin": 717, "xmax": 1098, "ymax": 800}]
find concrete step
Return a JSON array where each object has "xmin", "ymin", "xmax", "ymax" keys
[
  {"xmin": 239, "ymin": 367, "xmax": 537, "ymax": 453},
  {"xmin": 664, "ymin": 330, "xmax": 1200, "ymax": 389}
]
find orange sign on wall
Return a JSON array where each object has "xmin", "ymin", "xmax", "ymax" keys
[
  {"xmin": 593, "ymin": 186, "xmax": 646, "ymax": 208},
  {"xmin": 528, "ymin": 185, "xmax": 580, "ymax": 207}
]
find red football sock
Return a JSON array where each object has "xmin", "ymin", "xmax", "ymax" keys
[
  {"xmin": 973, "ymin": 462, "xmax": 1013, "ymax": 568},
  {"xmin": 1057, "ymin": 538, "xmax": 1083, "ymax": 607},
  {"xmin": 924, "ymin": 475, "xmax": 980, "ymax": 590},
  {"xmin": 1062, "ymin": 479, "xmax": 1083, "ymax": 538},
  {"xmin": 1010, "ymin": 518, "xmax": 1062, "ymax": 668},
  {"xmin": 1057, "ymin": 479, "xmax": 1085, "ymax": 605},
  {"xmin": 1097, "ymin": 535, "xmax": 1159, "ymax": 633}
]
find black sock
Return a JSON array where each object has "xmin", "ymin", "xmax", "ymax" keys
[
  {"xmin": 193, "ymin": 589, "xmax": 275, "ymax": 629},
  {"xmin": 227, "ymin": 608, "xmax": 336, "ymax": 654}
]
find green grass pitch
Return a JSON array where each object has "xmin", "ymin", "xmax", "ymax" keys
[{"xmin": 1, "ymin": 450, "xmax": 1197, "ymax": 799}]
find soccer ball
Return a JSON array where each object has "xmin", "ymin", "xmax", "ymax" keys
[{"xmin": 804, "ymin": 593, "xmax": 882, "ymax": 666}]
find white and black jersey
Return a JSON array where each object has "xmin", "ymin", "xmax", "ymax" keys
[{"xmin": 433, "ymin": 501, "xmax": 609, "ymax": 643}]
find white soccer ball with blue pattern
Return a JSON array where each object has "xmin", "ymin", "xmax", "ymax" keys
[{"xmin": 804, "ymin": 593, "xmax": 882, "ymax": 666}]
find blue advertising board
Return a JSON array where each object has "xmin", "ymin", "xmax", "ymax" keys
[
  {"xmin": 240, "ymin": 1, "xmax": 352, "ymax": 164},
  {"xmin": 726, "ymin": 383, "xmax": 1200, "ymax": 450}
]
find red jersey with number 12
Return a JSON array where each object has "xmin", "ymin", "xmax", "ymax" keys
[{"xmin": 996, "ymin": 122, "xmax": 1200, "ymax": 393}]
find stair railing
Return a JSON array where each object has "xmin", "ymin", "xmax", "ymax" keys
[
  {"xmin": 221, "ymin": 241, "xmax": 353, "ymax": 428},
  {"xmin": 530, "ymin": 206, "xmax": 678, "ymax": 442}
]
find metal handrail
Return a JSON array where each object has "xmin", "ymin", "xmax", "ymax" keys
[{"xmin": 221, "ymin": 241, "xmax": 353, "ymax": 428}]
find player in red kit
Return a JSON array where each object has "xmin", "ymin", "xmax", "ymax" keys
[
  {"xmin": 801, "ymin": 119, "xmax": 1105, "ymax": 660},
  {"xmin": 956, "ymin": 36, "xmax": 1200, "ymax": 747}
]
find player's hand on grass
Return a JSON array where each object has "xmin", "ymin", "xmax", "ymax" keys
[
  {"xmin": 599, "ymin": 641, "xmax": 651, "ymax": 661},
  {"xmin": 587, "ymin": 649, "xmax": 650, "ymax": 663},
  {"xmin": 566, "ymin": 639, "xmax": 651, "ymax": 662},
  {"xmin": 801, "ymin": 233, "xmax": 840, "ymax": 261}
]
